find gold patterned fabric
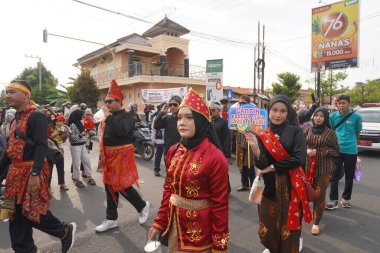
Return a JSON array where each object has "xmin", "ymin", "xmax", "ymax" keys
[
  {"xmin": 312, "ymin": 174, "xmax": 331, "ymax": 225},
  {"xmin": 258, "ymin": 174, "xmax": 302, "ymax": 253}
]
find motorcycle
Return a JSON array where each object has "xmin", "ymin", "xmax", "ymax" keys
[{"xmin": 132, "ymin": 126, "xmax": 155, "ymax": 161}]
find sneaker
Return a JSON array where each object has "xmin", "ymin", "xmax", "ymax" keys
[
  {"xmin": 139, "ymin": 201, "xmax": 150, "ymax": 224},
  {"xmin": 262, "ymin": 249, "xmax": 270, "ymax": 253},
  {"xmin": 340, "ymin": 198, "xmax": 351, "ymax": 208},
  {"xmin": 61, "ymin": 222, "xmax": 76, "ymax": 253},
  {"xmin": 154, "ymin": 171, "xmax": 160, "ymax": 177},
  {"xmin": 299, "ymin": 237, "xmax": 303, "ymax": 252},
  {"xmin": 95, "ymin": 219, "xmax": 118, "ymax": 232},
  {"xmin": 325, "ymin": 200, "xmax": 338, "ymax": 210}
]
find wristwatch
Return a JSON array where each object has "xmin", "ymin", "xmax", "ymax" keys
[{"xmin": 31, "ymin": 172, "xmax": 39, "ymax": 176}]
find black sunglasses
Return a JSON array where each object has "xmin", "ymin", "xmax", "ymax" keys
[
  {"xmin": 105, "ymin": 99, "xmax": 116, "ymax": 104},
  {"xmin": 239, "ymin": 102, "xmax": 247, "ymax": 105},
  {"xmin": 169, "ymin": 103, "xmax": 178, "ymax": 107}
]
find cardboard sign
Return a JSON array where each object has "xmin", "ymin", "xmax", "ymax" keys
[{"xmin": 228, "ymin": 104, "xmax": 268, "ymax": 131}]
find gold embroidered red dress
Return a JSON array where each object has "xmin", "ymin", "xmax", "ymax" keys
[
  {"xmin": 153, "ymin": 138, "xmax": 229, "ymax": 253},
  {"xmin": 2, "ymin": 103, "xmax": 51, "ymax": 223}
]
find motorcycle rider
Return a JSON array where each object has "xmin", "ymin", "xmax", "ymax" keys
[{"xmin": 128, "ymin": 102, "xmax": 142, "ymax": 127}]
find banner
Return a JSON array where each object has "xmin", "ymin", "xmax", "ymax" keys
[
  {"xmin": 311, "ymin": 0, "xmax": 359, "ymax": 72},
  {"xmin": 206, "ymin": 59, "xmax": 223, "ymax": 104},
  {"xmin": 228, "ymin": 104, "xmax": 268, "ymax": 131},
  {"xmin": 141, "ymin": 87, "xmax": 187, "ymax": 103}
]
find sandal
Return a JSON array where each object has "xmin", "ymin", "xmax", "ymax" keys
[
  {"xmin": 60, "ymin": 184, "xmax": 69, "ymax": 191},
  {"xmin": 87, "ymin": 178, "xmax": 96, "ymax": 185},
  {"xmin": 82, "ymin": 173, "xmax": 90, "ymax": 178},
  {"xmin": 73, "ymin": 179, "xmax": 85, "ymax": 188}
]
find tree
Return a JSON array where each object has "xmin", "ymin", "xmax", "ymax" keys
[
  {"xmin": 320, "ymin": 71, "xmax": 348, "ymax": 104},
  {"xmin": 271, "ymin": 72, "xmax": 302, "ymax": 102},
  {"xmin": 307, "ymin": 71, "xmax": 348, "ymax": 104},
  {"xmin": 67, "ymin": 71, "xmax": 99, "ymax": 110},
  {"xmin": 14, "ymin": 63, "xmax": 68, "ymax": 106},
  {"xmin": 346, "ymin": 79, "xmax": 380, "ymax": 105}
]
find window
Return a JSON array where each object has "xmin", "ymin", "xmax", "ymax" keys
[
  {"xmin": 91, "ymin": 64, "xmax": 97, "ymax": 77},
  {"xmin": 107, "ymin": 59, "xmax": 114, "ymax": 79}
]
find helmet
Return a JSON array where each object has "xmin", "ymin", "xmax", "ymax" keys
[
  {"xmin": 128, "ymin": 102, "xmax": 138, "ymax": 111},
  {"xmin": 80, "ymin": 103, "xmax": 87, "ymax": 110}
]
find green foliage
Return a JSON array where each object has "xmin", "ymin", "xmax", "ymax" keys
[
  {"xmin": 68, "ymin": 71, "xmax": 99, "ymax": 110},
  {"xmin": 271, "ymin": 72, "xmax": 302, "ymax": 103},
  {"xmin": 346, "ymin": 79, "xmax": 380, "ymax": 105},
  {"xmin": 307, "ymin": 71, "xmax": 348, "ymax": 104},
  {"xmin": 14, "ymin": 62, "xmax": 68, "ymax": 106}
]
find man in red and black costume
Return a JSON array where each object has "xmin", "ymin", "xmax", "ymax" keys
[
  {"xmin": 0, "ymin": 80, "xmax": 76, "ymax": 253},
  {"xmin": 95, "ymin": 80, "xmax": 149, "ymax": 232}
]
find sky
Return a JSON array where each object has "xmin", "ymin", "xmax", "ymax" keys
[{"xmin": 0, "ymin": 0, "xmax": 379, "ymax": 92}]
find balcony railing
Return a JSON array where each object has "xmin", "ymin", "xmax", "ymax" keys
[{"xmin": 91, "ymin": 62, "xmax": 206, "ymax": 85}]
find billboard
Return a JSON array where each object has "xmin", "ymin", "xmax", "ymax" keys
[
  {"xmin": 141, "ymin": 87, "xmax": 187, "ymax": 103},
  {"xmin": 206, "ymin": 59, "xmax": 223, "ymax": 104},
  {"xmin": 311, "ymin": 0, "xmax": 359, "ymax": 72}
]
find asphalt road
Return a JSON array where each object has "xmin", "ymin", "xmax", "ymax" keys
[{"xmin": 1, "ymin": 143, "xmax": 379, "ymax": 253}]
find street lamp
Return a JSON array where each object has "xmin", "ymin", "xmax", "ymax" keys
[
  {"xmin": 25, "ymin": 54, "xmax": 42, "ymax": 91},
  {"xmin": 43, "ymin": 29, "xmax": 115, "ymax": 70}
]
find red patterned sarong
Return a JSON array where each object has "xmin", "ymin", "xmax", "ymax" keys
[
  {"xmin": 102, "ymin": 144, "xmax": 139, "ymax": 192},
  {"xmin": 4, "ymin": 160, "xmax": 51, "ymax": 223}
]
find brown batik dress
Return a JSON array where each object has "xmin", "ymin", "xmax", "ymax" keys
[{"xmin": 258, "ymin": 173, "xmax": 302, "ymax": 253}]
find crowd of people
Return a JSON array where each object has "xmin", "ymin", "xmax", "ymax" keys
[{"xmin": 0, "ymin": 79, "xmax": 362, "ymax": 253}]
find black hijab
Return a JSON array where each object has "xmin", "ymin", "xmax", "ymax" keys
[
  {"xmin": 179, "ymin": 109, "xmax": 222, "ymax": 151},
  {"xmin": 311, "ymin": 107, "xmax": 331, "ymax": 135},
  {"xmin": 268, "ymin": 95, "xmax": 298, "ymax": 135},
  {"xmin": 68, "ymin": 110, "xmax": 85, "ymax": 133}
]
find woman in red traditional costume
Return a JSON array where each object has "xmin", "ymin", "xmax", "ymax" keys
[
  {"xmin": 304, "ymin": 107, "xmax": 339, "ymax": 235},
  {"xmin": 245, "ymin": 95, "xmax": 312, "ymax": 253},
  {"xmin": 148, "ymin": 89, "xmax": 229, "ymax": 253}
]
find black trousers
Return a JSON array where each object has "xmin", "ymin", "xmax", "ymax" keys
[
  {"xmin": 10, "ymin": 204, "xmax": 67, "ymax": 253},
  {"xmin": 241, "ymin": 166, "xmax": 256, "ymax": 188},
  {"xmin": 330, "ymin": 153, "xmax": 357, "ymax": 201},
  {"xmin": 105, "ymin": 184, "xmax": 146, "ymax": 220},
  {"xmin": 154, "ymin": 144, "xmax": 164, "ymax": 172},
  {"xmin": 48, "ymin": 153, "xmax": 65, "ymax": 185}
]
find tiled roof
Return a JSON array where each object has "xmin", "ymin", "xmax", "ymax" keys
[
  {"xmin": 117, "ymin": 33, "xmax": 151, "ymax": 47},
  {"xmin": 77, "ymin": 33, "xmax": 151, "ymax": 62},
  {"xmin": 142, "ymin": 16, "xmax": 190, "ymax": 37}
]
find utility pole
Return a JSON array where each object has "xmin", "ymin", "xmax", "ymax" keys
[
  {"xmin": 25, "ymin": 54, "xmax": 42, "ymax": 91},
  {"xmin": 329, "ymin": 70, "xmax": 333, "ymax": 105},
  {"xmin": 253, "ymin": 21, "xmax": 266, "ymax": 101},
  {"xmin": 261, "ymin": 25, "xmax": 265, "ymax": 93},
  {"xmin": 317, "ymin": 71, "xmax": 321, "ymax": 105}
]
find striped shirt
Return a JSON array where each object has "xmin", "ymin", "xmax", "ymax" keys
[{"xmin": 304, "ymin": 127, "xmax": 340, "ymax": 177}]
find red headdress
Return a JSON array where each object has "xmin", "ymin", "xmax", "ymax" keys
[
  {"xmin": 55, "ymin": 115, "xmax": 65, "ymax": 122},
  {"xmin": 106, "ymin": 79, "xmax": 123, "ymax": 102},
  {"xmin": 179, "ymin": 88, "xmax": 210, "ymax": 122}
]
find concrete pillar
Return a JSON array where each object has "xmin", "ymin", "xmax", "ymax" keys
[
  {"xmin": 184, "ymin": 58, "xmax": 189, "ymax": 77},
  {"xmin": 128, "ymin": 50, "xmax": 134, "ymax": 77},
  {"xmin": 160, "ymin": 55, "xmax": 166, "ymax": 76}
]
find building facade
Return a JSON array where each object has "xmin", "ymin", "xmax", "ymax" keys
[{"xmin": 76, "ymin": 17, "xmax": 206, "ymax": 109}]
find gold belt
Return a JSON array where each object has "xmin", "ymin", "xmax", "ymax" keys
[
  {"xmin": 170, "ymin": 194, "xmax": 212, "ymax": 210},
  {"xmin": 12, "ymin": 161, "xmax": 34, "ymax": 168},
  {"xmin": 104, "ymin": 144, "xmax": 133, "ymax": 151}
]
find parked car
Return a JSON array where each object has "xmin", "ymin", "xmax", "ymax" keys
[{"xmin": 356, "ymin": 107, "xmax": 380, "ymax": 152}]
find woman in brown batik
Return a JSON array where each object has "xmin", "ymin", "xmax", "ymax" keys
[{"xmin": 304, "ymin": 107, "xmax": 339, "ymax": 235}]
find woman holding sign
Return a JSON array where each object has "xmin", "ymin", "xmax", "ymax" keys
[
  {"xmin": 245, "ymin": 95, "xmax": 311, "ymax": 253},
  {"xmin": 304, "ymin": 107, "xmax": 339, "ymax": 235},
  {"xmin": 148, "ymin": 89, "xmax": 229, "ymax": 253}
]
